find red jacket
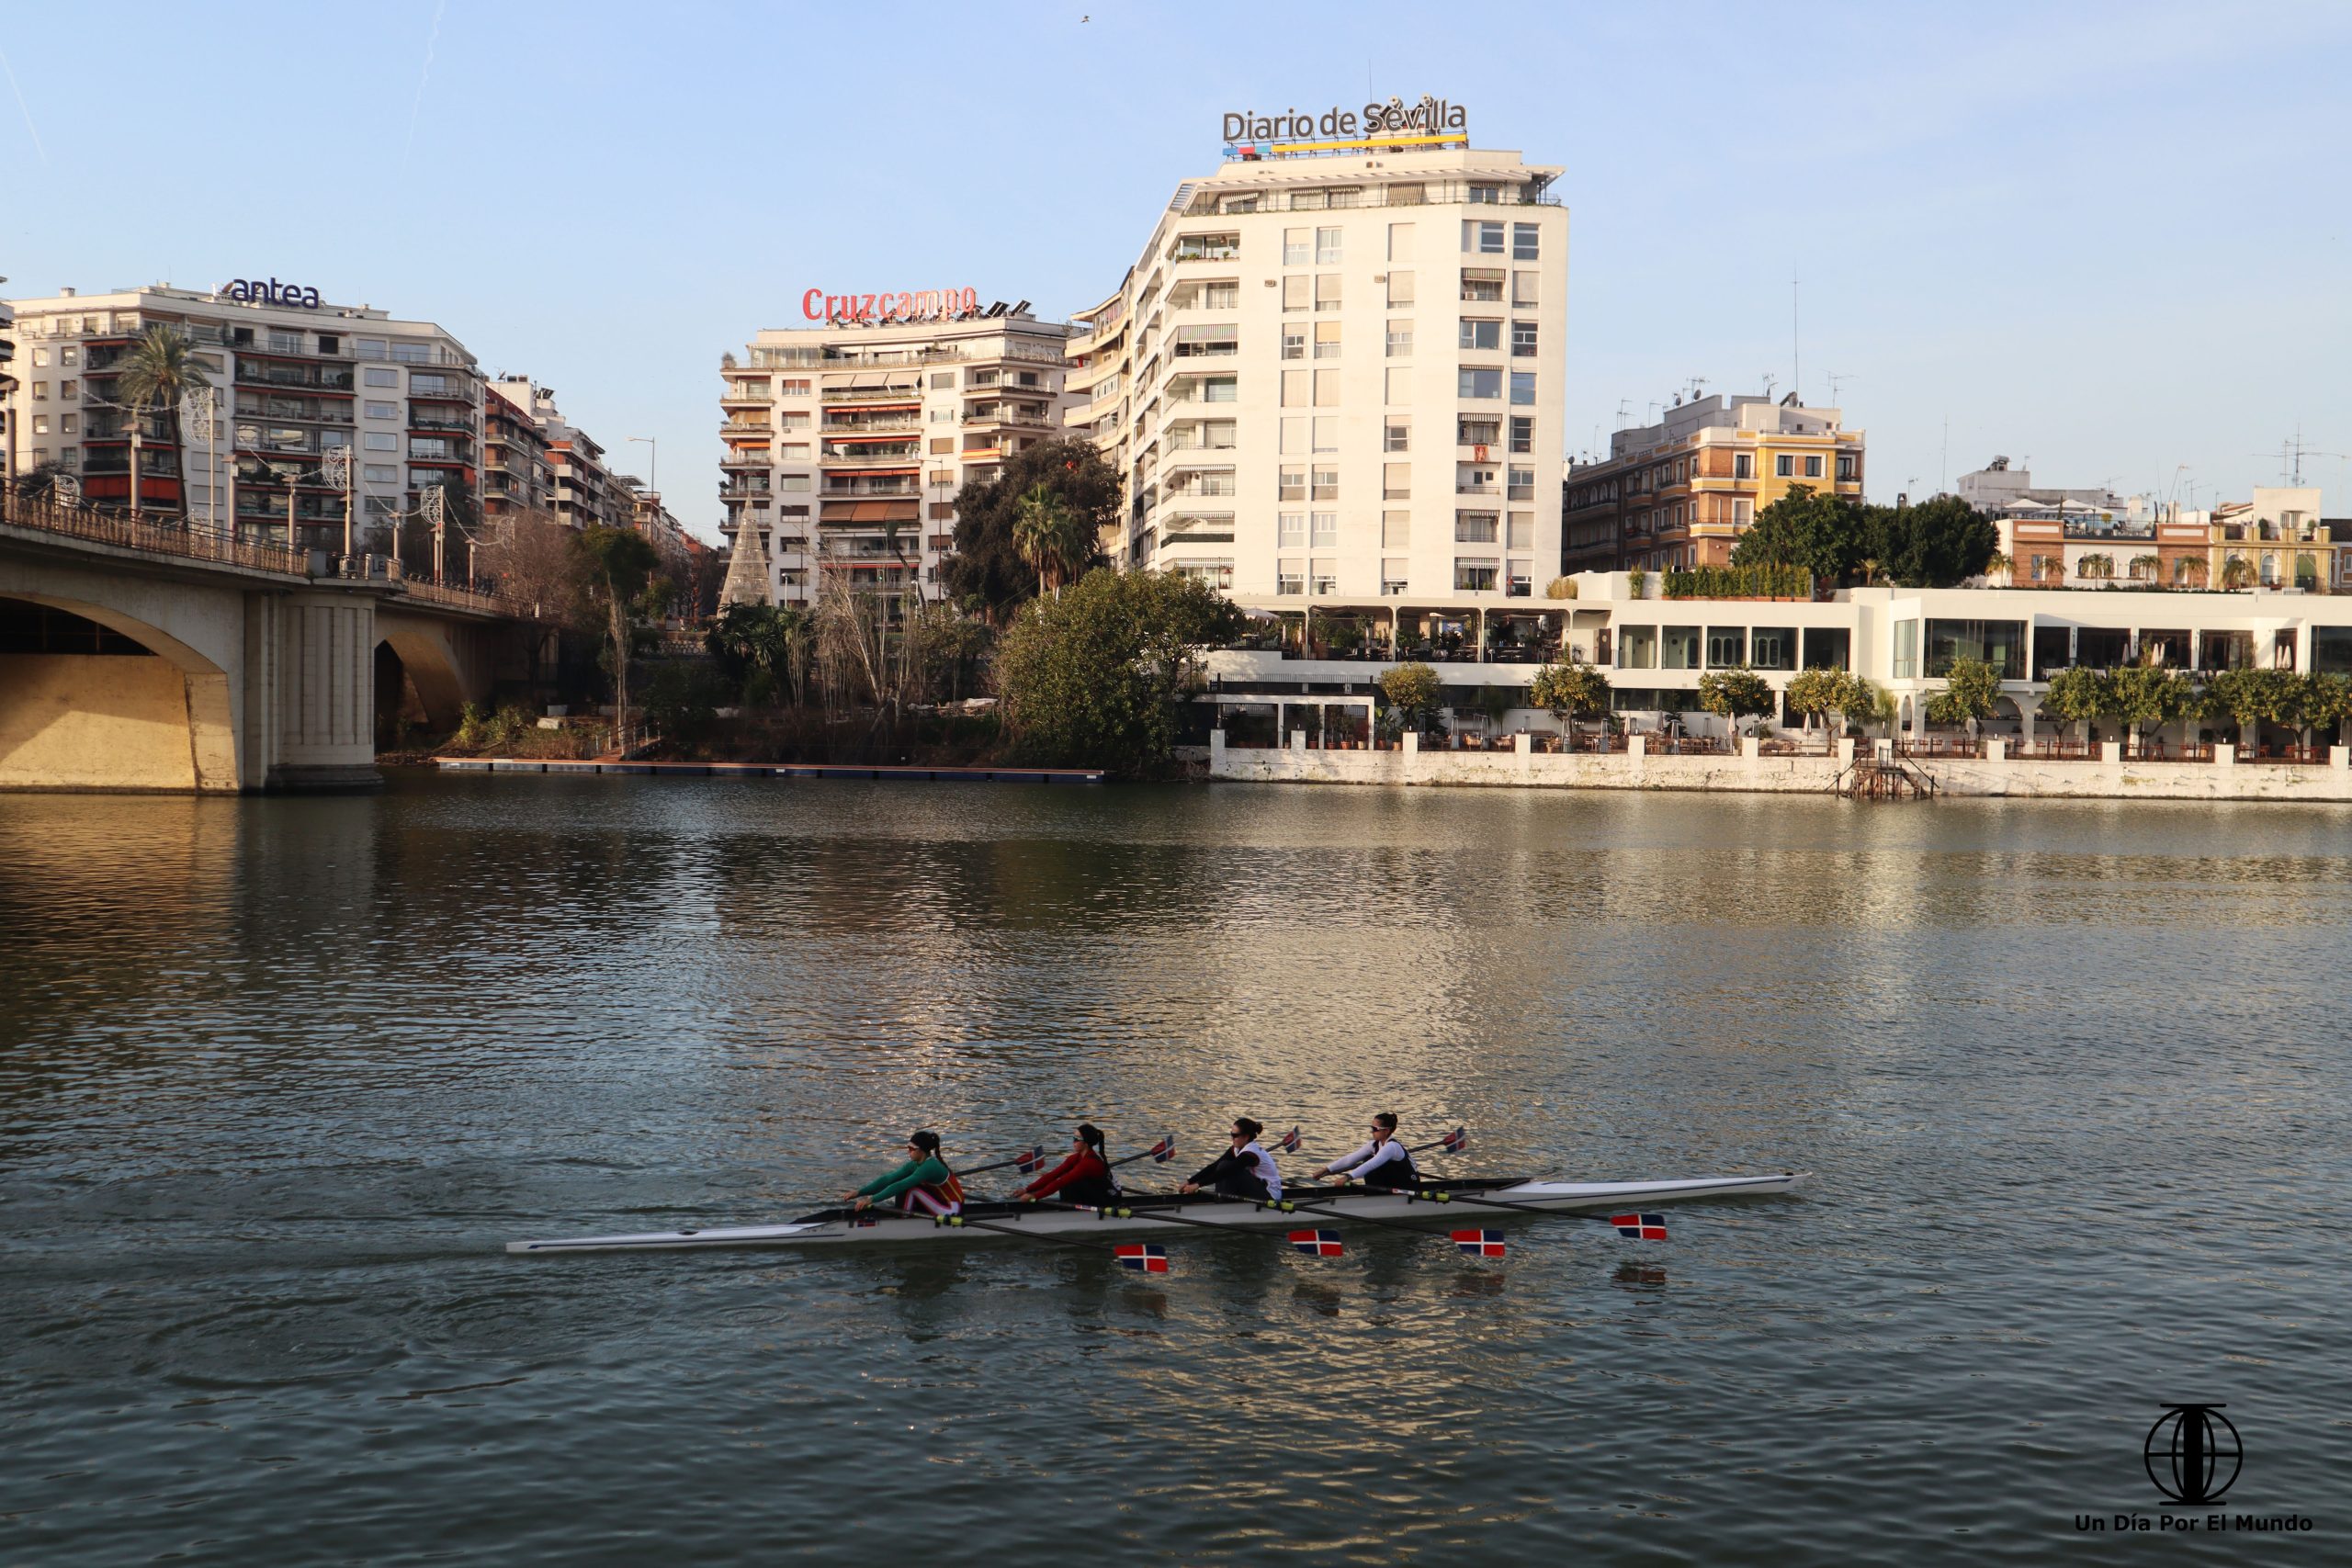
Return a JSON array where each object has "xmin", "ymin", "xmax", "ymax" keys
[{"xmin": 1023, "ymin": 1148, "xmax": 1113, "ymax": 1201}]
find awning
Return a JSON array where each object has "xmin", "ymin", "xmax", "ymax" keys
[{"xmin": 823, "ymin": 499, "xmax": 920, "ymax": 524}]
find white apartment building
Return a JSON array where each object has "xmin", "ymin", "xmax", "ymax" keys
[
  {"xmin": 486, "ymin": 377, "xmax": 629, "ymax": 532},
  {"xmin": 1067, "ymin": 140, "xmax": 1568, "ymax": 605},
  {"xmin": 2, "ymin": 283, "xmax": 478, "ymax": 549},
  {"xmin": 719, "ymin": 307, "xmax": 1078, "ymax": 607}
]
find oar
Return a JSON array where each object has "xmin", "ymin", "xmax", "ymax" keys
[{"xmin": 959, "ymin": 1144, "xmax": 1055, "ymax": 1179}]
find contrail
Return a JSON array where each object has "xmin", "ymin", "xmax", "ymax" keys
[
  {"xmin": 401, "ymin": 0, "xmax": 448, "ymax": 172},
  {"xmin": 0, "ymin": 46, "xmax": 46, "ymax": 165}
]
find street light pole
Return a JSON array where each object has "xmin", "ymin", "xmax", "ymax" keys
[{"xmin": 628, "ymin": 435, "xmax": 656, "ymax": 497}]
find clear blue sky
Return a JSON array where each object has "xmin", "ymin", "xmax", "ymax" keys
[{"xmin": 7, "ymin": 1, "xmax": 2348, "ymax": 540}]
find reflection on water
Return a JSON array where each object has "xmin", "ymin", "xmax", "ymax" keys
[{"xmin": 3, "ymin": 776, "xmax": 2349, "ymax": 1563}]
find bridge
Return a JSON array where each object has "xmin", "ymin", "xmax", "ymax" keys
[{"xmin": 1, "ymin": 492, "xmax": 549, "ymax": 793}]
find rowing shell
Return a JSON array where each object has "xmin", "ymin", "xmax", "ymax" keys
[{"xmin": 504, "ymin": 1172, "xmax": 1804, "ymax": 1256}]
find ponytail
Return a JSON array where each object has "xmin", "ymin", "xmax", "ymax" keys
[{"xmin": 1077, "ymin": 1122, "xmax": 1107, "ymax": 1165}]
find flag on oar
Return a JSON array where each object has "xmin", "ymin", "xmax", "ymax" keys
[
  {"xmin": 1149, "ymin": 1137, "xmax": 1176, "ymax": 1164},
  {"xmin": 1272, "ymin": 1126, "xmax": 1303, "ymax": 1154},
  {"xmin": 1451, "ymin": 1229, "xmax": 1506, "ymax": 1258},
  {"xmin": 1287, "ymin": 1228, "xmax": 1344, "ymax": 1257},
  {"xmin": 1114, "ymin": 1243, "xmax": 1169, "ymax": 1274},
  {"xmin": 1610, "ymin": 1213, "xmax": 1668, "ymax": 1241},
  {"xmin": 1013, "ymin": 1145, "xmax": 1049, "ymax": 1175},
  {"xmin": 1440, "ymin": 1127, "xmax": 1467, "ymax": 1155}
]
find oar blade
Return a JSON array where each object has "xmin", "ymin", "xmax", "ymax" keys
[
  {"xmin": 1150, "ymin": 1135, "xmax": 1176, "ymax": 1164},
  {"xmin": 1440, "ymin": 1126, "xmax": 1467, "ymax": 1156},
  {"xmin": 1114, "ymin": 1242, "xmax": 1170, "ymax": 1274},
  {"xmin": 1013, "ymin": 1145, "xmax": 1049, "ymax": 1175},
  {"xmin": 1287, "ymin": 1228, "xmax": 1344, "ymax": 1258},
  {"xmin": 1608, "ymin": 1213, "xmax": 1668, "ymax": 1241},
  {"xmin": 1272, "ymin": 1125, "xmax": 1303, "ymax": 1154},
  {"xmin": 1451, "ymin": 1228, "xmax": 1506, "ymax": 1258}
]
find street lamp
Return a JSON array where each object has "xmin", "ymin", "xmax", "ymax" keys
[{"xmin": 628, "ymin": 435, "xmax": 655, "ymax": 496}]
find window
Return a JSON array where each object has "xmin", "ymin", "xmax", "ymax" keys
[
  {"xmin": 1510, "ymin": 416, "xmax": 1533, "ymax": 455},
  {"xmin": 1512, "ymin": 271, "xmax": 1540, "ymax": 307},
  {"xmin": 1384, "ymin": 462, "xmax": 1411, "ymax": 500},
  {"xmin": 365, "ymin": 368, "xmax": 398, "ymax": 388},
  {"xmin": 1511, "ymin": 321, "xmax": 1539, "ymax": 356},
  {"xmin": 1310, "ymin": 558, "xmax": 1338, "ymax": 595},
  {"xmin": 1385, "ymin": 367, "xmax": 1412, "ymax": 405},
  {"xmin": 1510, "ymin": 372, "xmax": 1536, "ymax": 406},
  {"xmin": 1459, "ymin": 319, "xmax": 1501, "ymax": 351},
  {"xmin": 1893, "ymin": 620, "xmax": 1918, "ymax": 680},
  {"xmin": 1314, "ymin": 275, "xmax": 1342, "ymax": 311},
  {"xmin": 1277, "ymin": 561, "xmax": 1304, "ymax": 595},
  {"xmin": 1925, "ymin": 619, "xmax": 2026, "ymax": 681},
  {"xmin": 1460, "ymin": 268, "xmax": 1505, "ymax": 302},
  {"xmin": 1203, "ymin": 377, "xmax": 1237, "ymax": 402},
  {"xmin": 1618, "ymin": 626, "xmax": 1658, "ymax": 670},
  {"xmin": 1454, "ymin": 559, "xmax": 1499, "ymax": 592},
  {"xmin": 364, "ymin": 464, "xmax": 399, "ymax": 484},
  {"xmin": 1804, "ymin": 455, "xmax": 1824, "ymax": 479},
  {"xmin": 930, "ymin": 407, "xmax": 953, "ymax": 423},
  {"xmin": 1312, "ymin": 416, "xmax": 1338, "ymax": 453},
  {"xmin": 1508, "ymin": 561, "xmax": 1532, "ymax": 597},
  {"xmin": 1283, "ymin": 276, "xmax": 1308, "ymax": 312},
  {"xmin": 1802, "ymin": 627, "xmax": 1850, "ymax": 671},
  {"xmin": 1464, "ymin": 220, "xmax": 1505, "ymax": 254},
  {"xmin": 1455, "ymin": 512, "xmax": 1498, "ymax": 543},
  {"xmin": 781, "ymin": 378, "xmax": 811, "ymax": 396},
  {"xmin": 1382, "ymin": 511, "xmax": 1410, "ymax": 547},
  {"xmin": 1706, "ymin": 627, "xmax": 1747, "ymax": 668},
  {"xmin": 356, "ymin": 338, "xmax": 389, "ymax": 360},
  {"xmin": 1311, "ymin": 467, "xmax": 1339, "ymax": 501},
  {"xmin": 1314, "ymin": 321, "xmax": 1341, "ymax": 359},
  {"xmin": 59, "ymin": 378, "xmax": 76, "ymax": 398},
  {"xmin": 1279, "ymin": 469, "xmax": 1306, "ymax": 502},
  {"xmin": 1386, "ymin": 271, "xmax": 1414, "ymax": 307},
  {"xmin": 1735, "ymin": 453, "xmax": 1753, "ymax": 480},
  {"xmin": 931, "ymin": 468, "xmax": 956, "ymax": 486},
  {"xmin": 1283, "ymin": 228, "xmax": 1309, "ymax": 265},
  {"xmin": 1385, "ymin": 321, "xmax": 1413, "ymax": 357},
  {"xmin": 1383, "ymin": 560, "xmax": 1409, "ymax": 594},
  {"xmin": 1387, "ymin": 222, "xmax": 1414, "ymax": 261},
  {"xmin": 1316, "ymin": 227, "xmax": 1342, "ymax": 264},
  {"xmin": 1507, "ymin": 512, "xmax": 1533, "ymax": 550},
  {"xmin": 1278, "ymin": 512, "xmax": 1306, "ymax": 547},
  {"xmin": 1508, "ymin": 466, "xmax": 1534, "ymax": 501},
  {"xmin": 31, "ymin": 414, "xmax": 47, "ymax": 435},
  {"xmin": 1775, "ymin": 454, "xmax": 1794, "ymax": 478},
  {"xmin": 60, "ymin": 412, "xmax": 76, "ymax": 434},
  {"xmin": 30, "ymin": 347, "xmax": 47, "ymax": 367},
  {"xmin": 1281, "ymin": 417, "xmax": 1306, "ymax": 454},
  {"xmin": 364, "ymin": 432, "xmax": 398, "ymax": 451},
  {"xmin": 1283, "ymin": 325, "xmax": 1306, "ymax": 360},
  {"xmin": 1836, "ymin": 455, "xmax": 1857, "ymax": 481},
  {"xmin": 930, "ymin": 437, "xmax": 954, "ymax": 454},
  {"xmin": 1283, "ymin": 369, "xmax": 1307, "ymax": 407},
  {"xmin": 1204, "ymin": 282, "xmax": 1238, "ymax": 309},
  {"xmin": 1662, "ymin": 626, "xmax": 1702, "ymax": 670},
  {"xmin": 1469, "ymin": 184, "xmax": 1500, "ymax": 205},
  {"xmin": 365, "ymin": 400, "xmax": 397, "ymax": 420},
  {"xmin": 1384, "ymin": 416, "xmax": 1410, "ymax": 453},
  {"xmin": 1459, "ymin": 367, "xmax": 1502, "ymax": 399},
  {"xmin": 1311, "ymin": 512, "xmax": 1338, "ymax": 547},
  {"xmin": 30, "ymin": 382, "xmax": 47, "ymax": 399},
  {"xmin": 1512, "ymin": 223, "xmax": 1540, "ymax": 260},
  {"xmin": 1313, "ymin": 369, "xmax": 1339, "ymax": 407},
  {"xmin": 1749, "ymin": 627, "xmax": 1798, "ymax": 671}
]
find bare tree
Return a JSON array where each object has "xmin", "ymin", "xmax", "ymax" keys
[{"xmin": 477, "ymin": 511, "xmax": 583, "ymax": 620}]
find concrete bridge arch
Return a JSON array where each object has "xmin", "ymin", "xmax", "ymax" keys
[{"xmin": 0, "ymin": 591, "xmax": 242, "ymax": 791}]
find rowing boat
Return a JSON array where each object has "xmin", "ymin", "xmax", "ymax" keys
[{"xmin": 505, "ymin": 1171, "xmax": 1804, "ymax": 1256}]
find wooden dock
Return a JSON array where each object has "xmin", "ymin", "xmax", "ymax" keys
[{"xmin": 431, "ymin": 758, "xmax": 1104, "ymax": 785}]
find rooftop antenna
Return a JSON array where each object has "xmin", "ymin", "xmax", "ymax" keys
[
  {"xmin": 2252, "ymin": 429, "xmax": 2346, "ymax": 486},
  {"xmin": 1759, "ymin": 372, "xmax": 1777, "ymax": 403},
  {"xmin": 1614, "ymin": 399, "xmax": 1632, "ymax": 428},
  {"xmin": 1791, "ymin": 264, "xmax": 1801, "ymax": 404},
  {"xmin": 1823, "ymin": 369, "xmax": 1853, "ymax": 404},
  {"xmin": 1688, "ymin": 374, "xmax": 1709, "ymax": 403}
]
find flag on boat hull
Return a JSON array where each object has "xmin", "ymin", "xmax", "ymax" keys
[
  {"xmin": 1452, "ymin": 1229, "xmax": 1506, "ymax": 1257},
  {"xmin": 1114, "ymin": 1243, "xmax": 1169, "ymax": 1273},
  {"xmin": 1288, "ymin": 1228, "xmax": 1344, "ymax": 1257},
  {"xmin": 1610, "ymin": 1213, "xmax": 1668, "ymax": 1241}
]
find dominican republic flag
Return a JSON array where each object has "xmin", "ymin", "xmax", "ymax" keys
[
  {"xmin": 1149, "ymin": 1137, "xmax": 1176, "ymax": 1164},
  {"xmin": 1440, "ymin": 1127, "xmax": 1468, "ymax": 1156},
  {"xmin": 1452, "ymin": 1229, "xmax": 1506, "ymax": 1257},
  {"xmin": 1610, "ymin": 1213, "xmax": 1668, "ymax": 1241},
  {"xmin": 1272, "ymin": 1126, "xmax": 1302, "ymax": 1154},
  {"xmin": 1013, "ymin": 1145, "xmax": 1049, "ymax": 1176},
  {"xmin": 1288, "ymin": 1228, "xmax": 1344, "ymax": 1257},
  {"xmin": 1114, "ymin": 1243, "xmax": 1169, "ymax": 1274}
]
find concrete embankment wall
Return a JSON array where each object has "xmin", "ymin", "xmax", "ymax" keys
[
  {"xmin": 0, "ymin": 654, "xmax": 200, "ymax": 791},
  {"xmin": 1208, "ymin": 734, "xmax": 2352, "ymax": 802}
]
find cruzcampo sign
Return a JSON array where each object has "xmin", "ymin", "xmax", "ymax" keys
[{"xmin": 802, "ymin": 287, "xmax": 981, "ymax": 325}]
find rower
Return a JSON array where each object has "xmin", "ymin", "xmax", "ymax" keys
[
  {"xmin": 1010, "ymin": 1123, "xmax": 1118, "ymax": 1207},
  {"xmin": 1306, "ymin": 1112, "xmax": 1420, "ymax": 1190},
  {"xmin": 843, "ymin": 1130, "xmax": 965, "ymax": 1216},
  {"xmin": 1180, "ymin": 1117, "xmax": 1283, "ymax": 1201}
]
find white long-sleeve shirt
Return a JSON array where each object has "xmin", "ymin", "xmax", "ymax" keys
[{"xmin": 1327, "ymin": 1136, "xmax": 1414, "ymax": 1183}]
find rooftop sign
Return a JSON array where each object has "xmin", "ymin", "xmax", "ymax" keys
[
  {"xmin": 803, "ymin": 287, "xmax": 981, "ymax": 325},
  {"xmin": 1223, "ymin": 95, "xmax": 1468, "ymax": 159},
  {"xmin": 218, "ymin": 277, "xmax": 323, "ymax": 310}
]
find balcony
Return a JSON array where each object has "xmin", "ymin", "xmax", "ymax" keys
[
  {"xmin": 821, "ymin": 444, "xmax": 922, "ymax": 465},
  {"xmin": 405, "ymin": 381, "xmax": 472, "ymax": 402},
  {"xmin": 721, "ymin": 449, "xmax": 770, "ymax": 469},
  {"xmin": 817, "ymin": 384, "xmax": 923, "ymax": 404},
  {"xmin": 721, "ymin": 420, "xmax": 774, "ymax": 438},
  {"xmin": 234, "ymin": 362, "xmax": 356, "ymax": 392},
  {"xmin": 820, "ymin": 414, "xmax": 920, "ymax": 434},
  {"xmin": 821, "ymin": 479, "xmax": 920, "ymax": 498},
  {"xmin": 408, "ymin": 414, "xmax": 476, "ymax": 434}
]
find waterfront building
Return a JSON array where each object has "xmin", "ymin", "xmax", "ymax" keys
[
  {"xmin": 0, "ymin": 294, "xmax": 15, "ymax": 489},
  {"xmin": 1561, "ymin": 394, "xmax": 1866, "ymax": 573},
  {"xmin": 485, "ymin": 378, "xmax": 628, "ymax": 533},
  {"xmin": 1966, "ymin": 457, "xmax": 2341, "ymax": 592},
  {"xmin": 720, "ymin": 304, "xmax": 1079, "ymax": 609},
  {"xmin": 624, "ymin": 478, "xmax": 691, "ymax": 571},
  {"xmin": 1067, "ymin": 133, "xmax": 1569, "ymax": 607},
  {"xmin": 1, "ymin": 283, "xmax": 478, "ymax": 550},
  {"xmin": 481, "ymin": 380, "xmax": 555, "ymax": 523}
]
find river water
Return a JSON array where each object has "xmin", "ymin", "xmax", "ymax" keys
[{"xmin": 2, "ymin": 775, "xmax": 2346, "ymax": 1564}]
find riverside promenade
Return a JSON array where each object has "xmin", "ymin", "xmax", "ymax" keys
[{"xmin": 1208, "ymin": 731, "xmax": 2352, "ymax": 801}]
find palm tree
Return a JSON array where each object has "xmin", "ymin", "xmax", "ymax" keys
[
  {"xmin": 1012, "ymin": 481, "xmax": 1089, "ymax": 597},
  {"xmin": 112, "ymin": 326, "xmax": 212, "ymax": 524},
  {"xmin": 1982, "ymin": 550, "xmax": 2012, "ymax": 583},
  {"xmin": 2221, "ymin": 556, "xmax": 2256, "ymax": 591}
]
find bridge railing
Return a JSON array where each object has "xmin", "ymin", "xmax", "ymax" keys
[{"xmin": 2, "ymin": 489, "xmax": 307, "ymax": 576}]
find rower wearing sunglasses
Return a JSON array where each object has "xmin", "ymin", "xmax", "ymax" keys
[
  {"xmin": 1009, "ymin": 1123, "xmax": 1119, "ymax": 1207},
  {"xmin": 1306, "ymin": 1112, "xmax": 1420, "ymax": 1190},
  {"xmin": 1180, "ymin": 1117, "xmax": 1284, "ymax": 1201}
]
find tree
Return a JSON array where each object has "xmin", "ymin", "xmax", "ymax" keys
[
  {"xmin": 1926, "ymin": 656, "xmax": 2001, "ymax": 738},
  {"xmin": 2109, "ymin": 663, "xmax": 2190, "ymax": 752},
  {"xmin": 2131, "ymin": 553, "xmax": 2164, "ymax": 585},
  {"xmin": 573, "ymin": 525, "xmax": 660, "ymax": 744},
  {"xmin": 1871, "ymin": 495, "xmax": 2000, "ymax": 587},
  {"xmin": 2039, "ymin": 665, "xmax": 2111, "ymax": 746},
  {"xmin": 112, "ymin": 326, "xmax": 212, "ymax": 522},
  {"xmin": 1830, "ymin": 672, "xmax": 1877, "ymax": 737},
  {"xmin": 2203, "ymin": 666, "xmax": 2301, "ymax": 750},
  {"xmin": 942, "ymin": 439, "xmax": 1119, "ymax": 622},
  {"xmin": 1696, "ymin": 664, "xmax": 1775, "ymax": 737},
  {"xmin": 2305, "ymin": 671, "xmax": 2352, "ymax": 749},
  {"xmin": 1011, "ymin": 482, "xmax": 1092, "ymax": 597},
  {"xmin": 1375, "ymin": 660, "xmax": 1443, "ymax": 737},
  {"xmin": 2220, "ymin": 556, "xmax": 2256, "ymax": 591},
  {"xmin": 2179, "ymin": 556, "xmax": 2210, "ymax": 589},
  {"xmin": 2075, "ymin": 552, "xmax": 2115, "ymax": 582},
  {"xmin": 9, "ymin": 459, "xmax": 75, "ymax": 504},
  {"xmin": 1530, "ymin": 657, "xmax": 1611, "ymax": 746},
  {"xmin": 994, "ymin": 568, "xmax": 1241, "ymax": 777},
  {"xmin": 1729, "ymin": 484, "xmax": 1871, "ymax": 581},
  {"xmin": 477, "ymin": 511, "xmax": 582, "ymax": 621},
  {"xmin": 705, "ymin": 600, "xmax": 813, "ymax": 707},
  {"xmin": 1783, "ymin": 667, "xmax": 1842, "ymax": 737},
  {"xmin": 1473, "ymin": 682, "xmax": 1514, "ymax": 739},
  {"xmin": 1982, "ymin": 550, "xmax": 2013, "ymax": 582}
]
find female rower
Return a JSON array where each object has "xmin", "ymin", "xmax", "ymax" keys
[
  {"xmin": 843, "ymin": 1130, "xmax": 965, "ymax": 1216},
  {"xmin": 1307, "ymin": 1112, "xmax": 1419, "ymax": 1190},
  {"xmin": 1180, "ymin": 1117, "xmax": 1283, "ymax": 1201},
  {"xmin": 1010, "ymin": 1123, "xmax": 1117, "ymax": 1207}
]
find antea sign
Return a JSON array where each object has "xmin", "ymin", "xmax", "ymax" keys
[{"xmin": 218, "ymin": 277, "xmax": 323, "ymax": 310}]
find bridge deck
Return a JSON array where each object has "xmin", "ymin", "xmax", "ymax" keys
[{"xmin": 433, "ymin": 759, "xmax": 1106, "ymax": 784}]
